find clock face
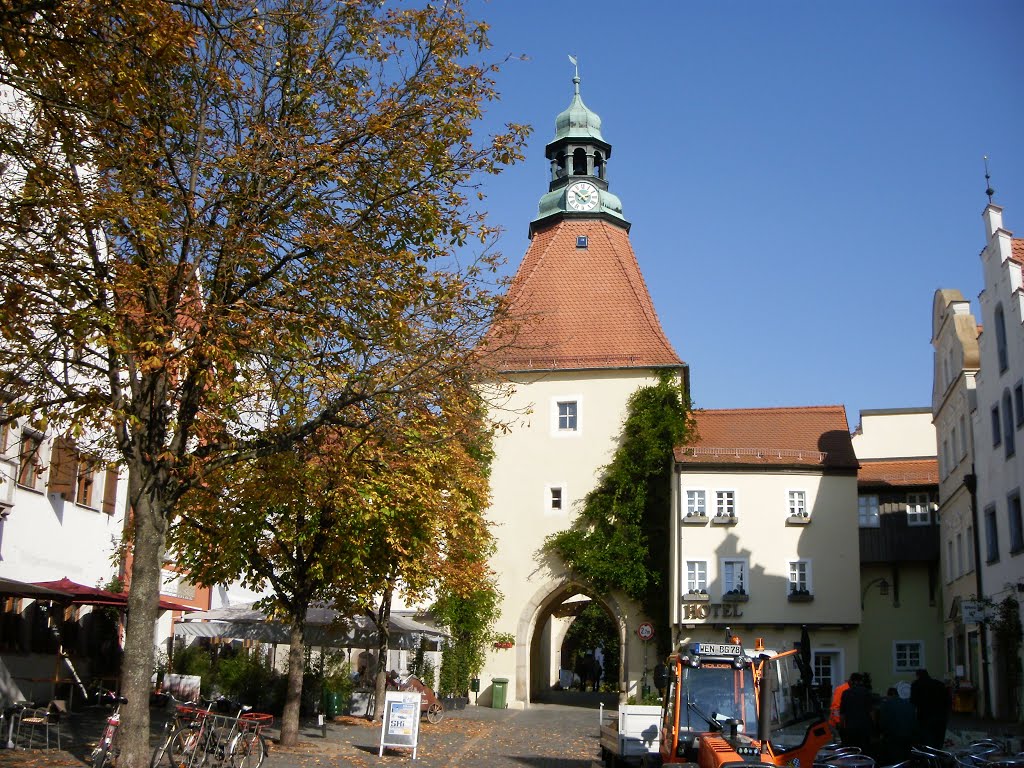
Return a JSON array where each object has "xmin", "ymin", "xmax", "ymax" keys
[{"xmin": 567, "ymin": 181, "xmax": 599, "ymax": 211}]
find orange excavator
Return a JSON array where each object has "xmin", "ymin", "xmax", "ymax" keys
[{"xmin": 658, "ymin": 628, "xmax": 832, "ymax": 768}]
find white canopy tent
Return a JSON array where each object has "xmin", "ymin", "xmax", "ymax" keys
[{"xmin": 174, "ymin": 603, "xmax": 446, "ymax": 649}]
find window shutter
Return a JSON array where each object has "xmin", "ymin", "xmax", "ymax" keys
[
  {"xmin": 47, "ymin": 437, "xmax": 76, "ymax": 499},
  {"xmin": 102, "ymin": 467, "xmax": 119, "ymax": 515}
]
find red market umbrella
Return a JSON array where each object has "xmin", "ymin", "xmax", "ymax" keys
[{"xmin": 31, "ymin": 577, "xmax": 193, "ymax": 611}]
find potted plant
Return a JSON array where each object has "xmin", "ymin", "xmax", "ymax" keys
[
  {"xmin": 492, "ymin": 632, "xmax": 515, "ymax": 649},
  {"xmin": 788, "ymin": 587, "xmax": 814, "ymax": 602}
]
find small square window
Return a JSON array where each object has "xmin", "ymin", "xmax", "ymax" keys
[
  {"xmin": 907, "ymin": 493, "xmax": 931, "ymax": 526},
  {"xmin": 576, "ymin": 235, "xmax": 588, "ymax": 248},
  {"xmin": 894, "ymin": 641, "xmax": 923, "ymax": 672},
  {"xmin": 545, "ymin": 484, "xmax": 566, "ymax": 514},
  {"xmin": 685, "ymin": 489, "xmax": 706, "ymax": 517}
]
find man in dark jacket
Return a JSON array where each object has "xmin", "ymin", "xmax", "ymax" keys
[
  {"xmin": 839, "ymin": 673, "xmax": 874, "ymax": 751},
  {"xmin": 911, "ymin": 669, "xmax": 950, "ymax": 748}
]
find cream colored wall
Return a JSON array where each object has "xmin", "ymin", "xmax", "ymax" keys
[
  {"xmin": 672, "ymin": 467, "xmax": 861, "ymax": 677},
  {"xmin": 852, "ymin": 410, "xmax": 937, "ymax": 459},
  {"xmin": 483, "ymin": 368, "xmax": 665, "ymax": 707},
  {"xmin": 859, "ymin": 564, "xmax": 946, "ymax": 695}
]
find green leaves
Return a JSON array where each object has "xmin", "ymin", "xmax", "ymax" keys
[{"xmin": 544, "ymin": 372, "xmax": 690, "ymax": 633}]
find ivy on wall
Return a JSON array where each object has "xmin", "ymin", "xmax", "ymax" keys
[{"xmin": 543, "ymin": 370, "xmax": 691, "ymax": 651}]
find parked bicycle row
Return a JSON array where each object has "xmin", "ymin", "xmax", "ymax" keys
[{"xmin": 88, "ymin": 694, "xmax": 272, "ymax": 768}]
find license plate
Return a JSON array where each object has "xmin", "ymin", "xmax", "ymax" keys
[{"xmin": 697, "ymin": 643, "xmax": 742, "ymax": 656}]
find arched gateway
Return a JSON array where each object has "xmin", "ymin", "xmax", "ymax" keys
[{"xmin": 479, "ymin": 70, "xmax": 686, "ymax": 708}]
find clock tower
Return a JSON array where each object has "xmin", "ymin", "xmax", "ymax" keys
[
  {"xmin": 481, "ymin": 71, "xmax": 683, "ymax": 709},
  {"xmin": 531, "ymin": 73, "xmax": 629, "ymax": 233}
]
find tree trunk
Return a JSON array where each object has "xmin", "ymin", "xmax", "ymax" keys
[
  {"xmin": 279, "ymin": 621, "xmax": 306, "ymax": 746},
  {"xmin": 371, "ymin": 587, "xmax": 393, "ymax": 721},
  {"xmin": 117, "ymin": 492, "xmax": 166, "ymax": 768}
]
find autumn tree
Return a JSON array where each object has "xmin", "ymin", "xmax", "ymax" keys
[
  {"xmin": 174, "ymin": 388, "xmax": 496, "ymax": 742},
  {"xmin": 0, "ymin": 1, "xmax": 526, "ymax": 764}
]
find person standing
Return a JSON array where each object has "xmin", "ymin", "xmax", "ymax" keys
[
  {"xmin": 830, "ymin": 675, "xmax": 852, "ymax": 732},
  {"xmin": 878, "ymin": 687, "xmax": 917, "ymax": 762},
  {"xmin": 911, "ymin": 669, "xmax": 950, "ymax": 748},
  {"xmin": 839, "ymin": 673, "xmax": 875, "ymax": 751}
]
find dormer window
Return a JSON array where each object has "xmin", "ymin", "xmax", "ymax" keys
[{"xmin": 576, "ymin": 236, "xmax": 588, "ymax": 248}]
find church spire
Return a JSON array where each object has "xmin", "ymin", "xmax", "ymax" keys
[{"xmin": 531, "ymin": 64, "xmax": 627, "ymax": 235}]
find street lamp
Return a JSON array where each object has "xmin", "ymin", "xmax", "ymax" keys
[{"xmin": 860, "ymin": 577, "xmax": 890, "ymax": 609}]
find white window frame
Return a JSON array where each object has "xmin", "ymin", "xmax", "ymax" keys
[
  {"xmin": 788, "ymin": 559, "xmax": 811, "ymax": 594},
  {"xmin": 715, "ymin": 490, "xmax": 736, "ymax": 518},
  {"xmin": 721, "ymin": 557, "xmax": 748, "ymax": 597},
  {"xmin": 907, "ymin": 493, "xmax": 931, "ymax": 526},
  {"xmin": 788, "ymin": 490, "xmax": 807, "ymax": 518},
  {"xmin": 893, "ymin": 640, "xmax": 924, "ymax": 672},
  {"xmin": 683, "ymin": 488, "xmax": 706, "ymax": 518},
  {"xmin": 685, "ymin": 560, "xmax": 708, "ymax": 594},
  {"xmin": 545, "ymin": 483, "xmax": 566, "ymax": 515},
  {"xmin": 858, "ymin": 495, "xmax": 880, "ymax": 528},
  {"xmin": 551, "ymin": 396, "xmax": 582, "ymax": 437}
]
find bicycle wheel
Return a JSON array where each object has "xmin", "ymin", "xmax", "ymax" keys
[
  {"xmin": 228, "ymin": 731, "xmax": 267, "ymax": 768},
  {"xmin": 158, "ymin": 726, "xmax": 205, "ymax": 768},
  {"xmin": 151, "ymin": 726, "xmax": 195, "ymax": 768},
  {"xmin": 91, "ymin": 745, "xmax": 110, "ymax": 768}
]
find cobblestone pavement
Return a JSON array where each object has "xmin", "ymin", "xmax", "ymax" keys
[
  {"xmin": 0, "ymin": 697, "xmax": 609, "ymax": 768},
  {"xmin": 1, "ymin": 698, "xmax": 1020, "ymax": 768}
]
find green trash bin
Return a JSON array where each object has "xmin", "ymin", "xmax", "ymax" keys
[
  {"xmin": 491, "ymin": 678, "xmax": 509, "ymax": 709},
  {"xmin": 323, "ymin": 690, "xmax": 343, "ymax": 718}
]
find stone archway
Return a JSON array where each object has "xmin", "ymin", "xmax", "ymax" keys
[{"xmin": 513, "ymin": 579, "xmax": 631, "ymax": 705}]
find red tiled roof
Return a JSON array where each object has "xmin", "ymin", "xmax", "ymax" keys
[
  {"xmin": 484, "ymin": 219, "xmax": 683, "ymax": 371},
  {"xmin": 858, "ymin": 458, "xmax": 938, "ymax": 487},
  {"xmin": 1012, "ymin": 238, "xmax": 1024, "ymax": 266},
  {"xmin": 674, "ymin": 405, "xmax": 858, "ymax": 469}
]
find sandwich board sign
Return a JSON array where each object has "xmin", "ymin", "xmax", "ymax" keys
[{"xmin": 379, "ymin": 690, "xmax": 422, "ymax": 759}]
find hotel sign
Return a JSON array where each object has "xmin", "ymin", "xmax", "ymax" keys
[{"xmin": 681, "ymin": 601, "xmax": 745, "ymax": 621}]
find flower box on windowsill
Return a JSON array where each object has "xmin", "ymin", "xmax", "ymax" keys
[
  {"xmin": 788, "ymin": 592, "xmax": 814, "ymax": 603},
  {"xmin": 494, "ymin": 642, "xmax": 514, "ymax": 649},
  {"xmin": 787, "ymin": 513, "xmax": 811, "ymax": 525},
  {"xmin": 711, "ymin": 514, "xmax": 737, "ymax": 525},
  {"xmin": 682, "ymin": 514, "xmax": 708, "ymax": 525},
  {"xmin": 683, "ymin": 592, "xmax": 709, "ymax": 602},
  {"xmin": 722, "ymin": 592, "xmax": 748, "ymax": 602}
]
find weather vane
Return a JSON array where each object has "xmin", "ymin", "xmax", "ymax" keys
[
  {"xmin": 983, "ymin": 155, "xmax": 995, "ymax": 204},
  {"xmin": 568, "ymin": 54, "xmax": 579, "ymax": 81}
]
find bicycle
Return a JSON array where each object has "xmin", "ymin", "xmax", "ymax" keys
[
  {"xmin": 91, "ymin": 695, "xmax": 128, "ymax": 768},
  {"xmin": 151, "ymin": 697, "xmax": 270, "ymax": 768}
]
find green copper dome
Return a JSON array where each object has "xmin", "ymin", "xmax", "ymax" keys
[{"xmin": 553, "ymin": 76, "xmax": 604, "ymax": 143}]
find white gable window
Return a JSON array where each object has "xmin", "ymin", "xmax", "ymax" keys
[
  {"xmin": 551, "ymin": 396, "xmax": 582, "ymax": 437},
  {"xmin": 715, "ymin": 490, "xmax": 736, "ymax": 518},
  {"xmin": 684, "ymin": 489, "xmax": 706, "ymax": 518},
  {"xmin": 685, "ymin": 561, "xmax": 708, "ymax": 594},
  {"xmin": 788, "ymin": 490, "xmax": 807, "ymax": 518},
  {"xmin": 721, "ymin": 558, "xmax": 748, "ymax": 597},
  {"xmin": 788, "ymin": 560, "xmax": 812, "ymax": 595}
]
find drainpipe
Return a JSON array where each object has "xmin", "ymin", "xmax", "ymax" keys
[{"xmin": 963, "ymin": 469, "xmax": 992, "ymax": 718}]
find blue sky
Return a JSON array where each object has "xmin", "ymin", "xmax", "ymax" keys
[{"xmin": 465, "ymin": 0, "xmax": 1024, "ymax": 431}]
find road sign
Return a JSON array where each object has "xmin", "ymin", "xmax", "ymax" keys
[{"xmin": 636, "ymin": 622, "xmax": 654, "ymax": 642}]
